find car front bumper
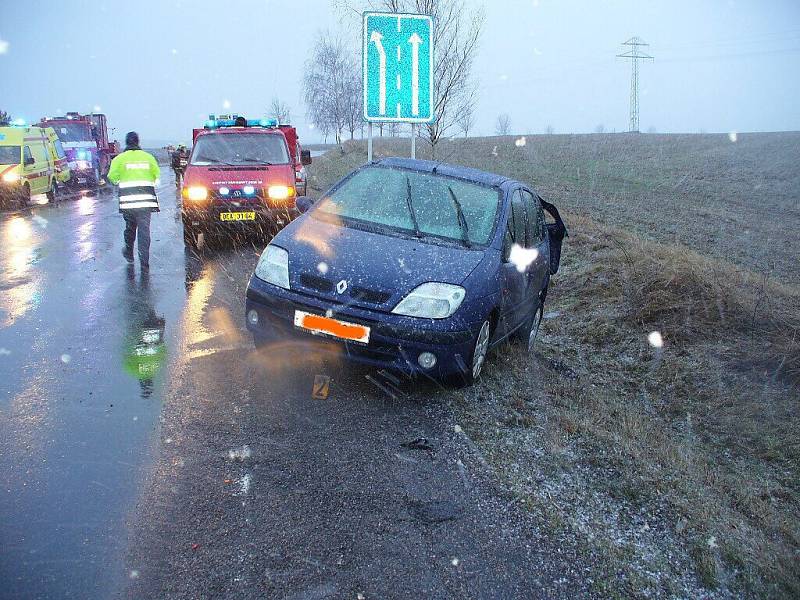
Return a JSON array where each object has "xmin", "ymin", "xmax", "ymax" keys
[
  {"xmin": 183, "ymin": 203, "xmax": 296, "ymax": 230},
  {"xmin": 245, "ymin": 275, "xmax": 482, "ymax": 380}
]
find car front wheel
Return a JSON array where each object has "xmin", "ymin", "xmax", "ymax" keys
[{"xmin": 453, "ymin": 318, "xmax": 491, "ymax": 387}]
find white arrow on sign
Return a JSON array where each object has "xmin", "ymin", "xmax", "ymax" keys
[
  {"xmin": 408, "ymin": 32, "xmax": 422, "ymax": 116},
  {"xmin": 370, "ymin": 31, "xmax": 387, "ymax": 115}
]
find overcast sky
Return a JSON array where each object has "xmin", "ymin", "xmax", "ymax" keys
[{"xmin": 2, "ymin": 0, "xmax": 799, "ymax": 144}]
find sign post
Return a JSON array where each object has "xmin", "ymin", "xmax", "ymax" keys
[
  {"xmin": 363, "ymin": 12, "xmax": 433, "ymax": 160},
  {"xmin": 368, "ymin": 122, "xmax": 373, "ymax": 162}
]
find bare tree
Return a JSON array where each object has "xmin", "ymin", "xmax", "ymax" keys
[
  {"xmin": 457, "ymin": 110, "xmax": 474, "ymax": 137},
  {"xmin": 495, "ymin": 114, "xmax": 511, "ymax": 136},
  {"xmin": 0, "ymin": 110, "xmax": 9, "ymax": 126},
  {"xmin": 303, "ymin": 31, "xmax": 359, "ymax": 144},
  {"xmin": 545, "ymin": 125, "xmax": 555, "ymax": 135},
  {"xmin": 346, "ymin": 0, "xmax": 483, "ymax": 157},
  {"xmin": 269, "ymin": 97, "xmax": 292, "ymax": 124},
  {"xmin": 385, "ymin": 122, "xmax": 401, "ymax": 137},
  {"xmin": 343, "ymin": 69, "xmax": 363, "ymax": 140},
  {"xmin": 595, "ymin": 124, "xmax": 605, "ymax": 134}
]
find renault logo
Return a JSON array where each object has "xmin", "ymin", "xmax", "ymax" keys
[{"xmin": 336, "ymin": 280, "xmax": 348, "ymax": 294}]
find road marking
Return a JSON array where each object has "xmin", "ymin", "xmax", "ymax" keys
[
  {"xmin": 409, "ymin": 32, "xmax": 422, "ymax": 116},
  {"xmin": 369, "ymin": 31, "xmax": 387, "ymax": 115}
]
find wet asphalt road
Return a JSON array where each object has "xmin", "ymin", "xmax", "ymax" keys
[{"xmin": 1, "ymin": 171, "xmax": 591, "ymax": 599}]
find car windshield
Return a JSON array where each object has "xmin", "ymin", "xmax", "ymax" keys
[
  {"xmin": 190, "ymin": 132, "xmax": 289, "ymax": 166},
  {"xmin": 0, "ymin": 146, "xmax": 21, "ymax": 164},
  {"xmin": 315, "ymin": 166, "xmax": 500, "ymax": 245},
  {"xmin": 53, "ymin": 122, "xmax": 93, "ymax": 142}
]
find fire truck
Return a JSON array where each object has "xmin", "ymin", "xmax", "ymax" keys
[
  {"xmin": 182, "ymin": 115, "xmax": 312, "ymax": 246},
  {"xmin": 38, "ymin": 112, "xmax": 119, "ymax": 188}
]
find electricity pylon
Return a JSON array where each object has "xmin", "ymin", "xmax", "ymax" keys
[{"xmin": 617, "ymin": 37, "xmax": 653, "ymax": 133}]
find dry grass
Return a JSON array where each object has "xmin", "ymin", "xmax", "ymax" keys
[
  {"xmin": 308, "ymin": 134, "xmax": 800, "ymax": 597},
  {"xmin": 456, "ymin": 214, "xmax": 800, "ymax": 597}
]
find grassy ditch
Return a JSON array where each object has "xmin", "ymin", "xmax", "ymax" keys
[{"xmin": 308, "ymin": 135, "xmax": 800, "ymax": 597}]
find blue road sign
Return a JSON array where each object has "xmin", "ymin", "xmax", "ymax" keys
[{"xmin": 363, "ymin": 12, "xmax": 434, "ymax": 123}]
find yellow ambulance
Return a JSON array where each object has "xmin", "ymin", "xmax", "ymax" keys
[{"xmin": 0, "ymin": 124, "xmax": 63, "ymax": 208}]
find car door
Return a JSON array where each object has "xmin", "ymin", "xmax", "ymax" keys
[
  {"xmin": 498, "ymin": 188, "xmax": 530, "ymax": 338},
  {"xmin": 521, "ymin": 188, "xmax": 551, "ymax": 300},
  {"xmin": 22, "ymin": 145, "xmax": 40, "ymax": 193},
  {"xmin": 37, "ymin": 139, "xmax": 54, "ymax": 193}
]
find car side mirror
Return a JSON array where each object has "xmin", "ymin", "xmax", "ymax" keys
[
  {"xmin": 300, "ymin": 150, "xmax": 312, "ymax": 166},
  {"xmin": 296, "ymin": 196, "xmax": 314, "ymax": 213},
  {"xmin": 24, "ymin": 156, "xmax": 35, "ymax": 166}
]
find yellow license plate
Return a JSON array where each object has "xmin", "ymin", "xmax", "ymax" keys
[
  {"xmin": 220, "ymin": 211, "xmax": 256, "ymax": 222},
  {"xmin": 294, "ymin": 310, "xmax": 370, "ymax": 344}
]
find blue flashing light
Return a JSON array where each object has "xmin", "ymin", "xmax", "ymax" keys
[
  {"xmin": 11, "ymin": 118, "xmax": 27, "ymax": 127},
  {"xmin": 77, "ymin": 150, "xmax": 89, "ymax": 160},
  {"xmin": 203, "ymin": 116, "xmax": 278, "ymax": 130},
  {"xmin": 219, "ymin": 186, "xmax": 230, "ymax": 196},
  {"xmin": 243, "ymin": 185, "xmax": 255, "ymax": 195}
]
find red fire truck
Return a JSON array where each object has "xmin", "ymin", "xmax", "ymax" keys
[
  {"xmin": 38, "ymin": 112, "xmax": 119, "ymax": 188},
  {"xmin": 182, "ymin": 116, "xmax": 312, "ymax": 246}
]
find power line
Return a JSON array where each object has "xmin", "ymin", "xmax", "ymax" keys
[{"xmin": 617, "ymin": 37, "xmax": 654, "ymax": 133}]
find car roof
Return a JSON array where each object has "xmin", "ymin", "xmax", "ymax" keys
[{"xmin": 373, "ymin": 157, "xmax": 512, "ymax": 188}]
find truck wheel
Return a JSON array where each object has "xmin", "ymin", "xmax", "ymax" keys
[{"xmin": 47, "ymin": 180, "xmax": 58, "ymax": 203}]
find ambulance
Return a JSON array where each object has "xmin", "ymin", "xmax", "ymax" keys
[
  {"xmin": 181, "ymin": 116, "xmax": 312, "ymax": 246},
  {"xmin": 0, "ymin": 123, "xmax": 64, "ymax": 209}
]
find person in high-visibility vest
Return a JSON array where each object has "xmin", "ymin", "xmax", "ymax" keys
[{"xmin": 107, "ymin": 132, "xmax": 160, "ymax": 270}]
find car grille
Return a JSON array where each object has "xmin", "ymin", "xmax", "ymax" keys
[
  {"xmin": 299, "ymin": 274, "xmax": 334, "ymax": 293},
  {"xmin": 350, "ymin": 286, "xmax": 392, "ymax": 305},
  {"xmin": 297, "ymin": 273, "xmax": 392, "ymax": 306}
]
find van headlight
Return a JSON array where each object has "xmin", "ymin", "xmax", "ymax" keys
[
  {"xmin": 254, "ymin": 245, "xmax": 290, "ymax": 289},
  {"xmin": 2, "ymin": 171, "xmax": 20, "ymax": 183},
  {"xmin": 184, "ymin": 185, "xmax": 208, "ymax": 201},
  {"xmin": 392, "ymin": 282, "xmax": 466, "ymax": 319},
  {"xmin": 267, "ymin": 185, "xmax": 294, "ymax": 200}
]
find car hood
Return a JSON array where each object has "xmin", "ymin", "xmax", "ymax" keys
[
  {"xmin": 277, "ymin": 214, "xmax": 484, "ymax": 311},
  {"xmin": 184, "ymin": 164, "xmax": 294, "ymax": 188}
]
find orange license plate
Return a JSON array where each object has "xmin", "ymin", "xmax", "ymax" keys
[{"xmin": 294, "ymin": 310, "xmax": 370, "ymax": 344}]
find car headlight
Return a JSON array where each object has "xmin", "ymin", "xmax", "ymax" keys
[
  {"xmin": 2, "ymin": 171, "xmax": 20, "ymax": 183},
  {"xmin": 254, "ymin": 245, "xmax": 290, "ymax": 289},
  {"xmin": 392, "ymin": 282, "xmax": 466, "ymax": 319},
  {"xmin": 267, "ymin": 185, "xmax": 294, "ymax": 200},
  {"xmin": 184, "ymin": 185, "xmax": 208, "ymax": 201}
]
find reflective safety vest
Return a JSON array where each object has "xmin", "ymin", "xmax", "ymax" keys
[{"xmin": 107, "ymin": 149, "xmax": 161, "ymax": 211}]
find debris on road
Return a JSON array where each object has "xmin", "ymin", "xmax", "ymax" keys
[
  {"xmin": 401, "ymin": 437, "xmax": 434, "ymax": 452},
  {"xmin": 227, "ymin": 445, "xmax": 251, "ymax": 462},
  {"xmin": 312, "ymin": 374, "xmax": 331, "ymax": 399}
]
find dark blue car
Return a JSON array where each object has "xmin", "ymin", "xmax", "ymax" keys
[{"xmin": 245, "ymin": 158, "xmax": 566, "ymax": 385}]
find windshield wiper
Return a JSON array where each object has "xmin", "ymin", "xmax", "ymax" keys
[
  {"xmin": 199, "ymin": 157, "xmax": 237, "ymax": 166},
  {"xmin": 238, "ymin": 157, "xmax": 273, "ymax": 165},
  {"xmin": 405, "ymin": 176, "xmax": 422, "ymax": 238},
  {"xmin": 448, "ymin": 186, "xmax": 472, "ymax": 248}
]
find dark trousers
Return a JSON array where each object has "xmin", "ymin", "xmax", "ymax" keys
[{"xmin": 123, "ymin": 210, "xmax": 152, "ymax": 266}]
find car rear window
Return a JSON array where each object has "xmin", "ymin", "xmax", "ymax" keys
[
  {"xmin": 315, "ymin": 166, "xmax": 501, "ymax": 245},
  {"xmin": 191, "ymin": 133, "xmax": 289, "ymax": 166}
]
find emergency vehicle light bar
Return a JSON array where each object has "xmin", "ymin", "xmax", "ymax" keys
[{"xmin": 204, "ymin": 116, "xmax": 278, "ymax": 129}]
